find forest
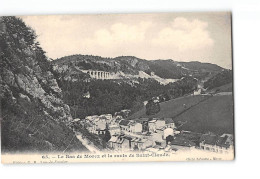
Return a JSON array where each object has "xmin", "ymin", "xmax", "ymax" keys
[{"xmin": 55, "ymin": 74, "xmax": 198, "ymax": 118}]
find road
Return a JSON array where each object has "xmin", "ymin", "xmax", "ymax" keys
[{"xmin": 75, "ymin": 132, "xmax": 100, "ymax": 153}]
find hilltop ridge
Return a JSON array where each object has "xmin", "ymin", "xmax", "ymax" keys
[{"xmin": 52, "ymin": 54, "xmax": 225, "ymax": 83}]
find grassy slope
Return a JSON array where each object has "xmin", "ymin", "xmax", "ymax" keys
[
  {"xmin": 175, "ymin": 95, "xmax": 234, "ymax": 134},
  {"xmin": 207, "ymin": 82, "xmax": 233, "ymax": 93},
  {"xmin": 129, "ymin": 94, "xmax": 234, "ymax": 134},
  {"xmin": 129, "ymin": 95, "xmax": 209, "ymax": 119}
]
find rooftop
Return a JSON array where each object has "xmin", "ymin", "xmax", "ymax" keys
[
  {"xmin": 165, "ymin": 118, "xmax": 174, "ymax": 124},
  {"xmin": 109, "ymin": 136, "xmax": 118, "ymax": 143},
  {"xmin": 119, "ymin": 119, "xmax": 131, "ymax": 126},
  {"xmin": 149, "ymin": 119, "xmax": 157, "ymax": 123},
  {"xmin": 199, "ymin": 133, "xmax": 231, "ymax": 148},
  {"xmin": 171, "ymin": 136, "xmax": 196, "ymax": 147}
]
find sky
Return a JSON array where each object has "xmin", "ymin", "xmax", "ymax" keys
[{"xmin": 21, "ymin": 12, "xmax": 232, "ymax": 69}]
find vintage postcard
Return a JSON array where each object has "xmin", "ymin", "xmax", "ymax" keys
[{"xmin": 0, "ymin": 12, "xmax": 234, "ymax": 164}]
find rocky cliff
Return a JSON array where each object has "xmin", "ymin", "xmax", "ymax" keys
[{"xmin": 0, "ymin": 16, "xmax": 86, "ymax": 152}]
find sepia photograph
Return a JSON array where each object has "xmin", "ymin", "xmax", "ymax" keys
[{"xmin": 0, "ymin": 12, "xmax": 234, "ymax": 163}]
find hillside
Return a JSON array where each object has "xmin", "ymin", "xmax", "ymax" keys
[
  {"xmin": 150, "ymin": 60, "xmax": 224, "ymax": 79},
  {"xmin": 207, "ymin": 82, "xmax": 233, "ymax": 93},
  {"xmin": 204, "ymin": 69, "xmax": 233, "ymax": 90},
  {"xmin": 129, "ymin": 94, "xmax": 234, "ymax": 134},
  {"xmin": 129, "ymin": 95, "xmax": 209, "ymax": 119},
  {"xmin": 52, "ymin": 55, "xmax": 225, "ymax": 82},
  {"xmin": 52, "ymin": 54, "xmax": 225, "ymax": 120},
  {"xmin": 179, "ymin": 61, "xmax": 224, "ymax": 72},
  {"xmin": 175, "ymin": 95, "xmax": 233, "ymax": 134},
  {"xmin": 146, "ymin": 60, "xmax": 188, "ymax": 79},
  {"xmin": 0, "ymin": 17, "xmax": 87, "ymax": 153}
]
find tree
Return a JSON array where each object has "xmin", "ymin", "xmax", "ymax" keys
[
  {"xmin": 103, "ymin": 128, "xmax": 111, "ymax": 142},
  {"xmin": 166, "ymin": 135, "xmax": 174, "ymax": 145},
  {"xmin": 146, "ymin": 100, "xmax": 160, "ymax": 115}
]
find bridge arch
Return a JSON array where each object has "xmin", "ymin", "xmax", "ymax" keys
[{"xmin": 84, "ymin": 70, "xmax": 110, "ymax": 79}]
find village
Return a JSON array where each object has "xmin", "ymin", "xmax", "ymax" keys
[{"xmin": 71, "ymin": 108, "xmax": 234, "ymax": 155}]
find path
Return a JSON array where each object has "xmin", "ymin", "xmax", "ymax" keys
[{"xmin": 75, "ymin": 132, "xmax": 100, "ymax": 153}]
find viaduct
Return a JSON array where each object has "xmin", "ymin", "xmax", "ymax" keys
[{"xmin": 85, "ymin": 70, "xmax": 111, "ymax": 79}]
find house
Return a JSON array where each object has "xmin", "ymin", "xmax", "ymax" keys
[
  {"xmin": 164, "ymin": 118, "xmax": 176, "ymax": 128},
  {"xmin": 83, "ymin": 91, "xmax": 90, "ymax": 98},
  {"xmin": 95, "ymin": 119, "xmax": 106, "ymax": 135},
  {"xmin": 115, "ymin": 109, "xmax": 131, "ymax": 118},
  {"xmin": 148, "ymin": 119, "xmax": 157, "ymax": 133},
  {"xmin": 115, "ymin": 118, "xmax": 122, "ymax": 123},
  {"xmin": 139, "ymin": 139, "xmax": 153, "ymax": 150},
  {"xmin": 152, "ymin": 96, "xmax": 160, "ymax": 103},
  {"xmin": 91, "ymin": 115, "xmax": 99, "ymax": 119},
  {"xmin": 122, "ymin": 136, "xmax": 132, "ymax": 150},
  {"xmin": 115, "ymin": 115, "xmax": 123, "ymax": 120},
  {"xmin": 110, "ymin": 117, "xmax": 122, "ymax": 125},
  {"xmin": 136, "ymin": 118, "xmax": 149, "ymax": 132},
  {"xmin": 148, "ymin": 118, "xmax": 166, "ymax": 133},
  {"xmin": 199, "ymin": 133, "xmax": 234, "ymax": 153},
  {"xmin": 115, "ymin": 137, "xmax": 128, "ymax": 151},
  {"xmin": 99, "ymin": 114, "xmax": 113, "ymax": 122},
  {"xmin": 87, "ymin": 117, "xmax": 106, "ymax": 135},
  {"xmin": 85, "ymin": 122, "xmax": 95, "ymax": 134},
  {"xmin": 143, "ymin": 101, "xmax": 148, "ymax": 106},
  {"xmin": 99, "ymin": 115, "xmax": 109, "ymax": 123},
  {"xmin": 119, "ymin": 119, "xmax": 131, "ymax": 132},
  {"xmin": 71, "ymin": 118, "xmax": 82, "ymax": 125},
  {"xmin": 119, "ymin": 120, "xmax": 143, "ymax": 137},
  {"xmin": 70, "ymin": 118, "xmax": 83, "ymax": 128},
  {"xmin": 85, "ymin": 115, "xmax": 99, "ymax": 122},
  {"xmin": 155, "ymin": 126, "xmax": 165, "ymax": 133},
  {"xmin": 109, "ymin": 124, "xmax": 121, "ymax": 135},
  {"xmin": 108, "ymin": 135, "xmax": 130, "ymax": 151},
  {"xmin": 73, "ymin": 118, "xmax": 81, "ymax": 122},
  {"xmin": 155, "ymin": 119, "xmax": 166, "ymax": 129},
  {"xmin": 85, "ymin": 116, "xmax": 93, "ymax": 122},
  {"xmin": 148, "ymin": 132, "xmax": 166, "ymax": 148},
  {"xmin": 129, "ymin": 122, "xmax": 142, "ymax": 133},
  {"xmin": 170, "ymin": 135, "xmax": 196, "ymax": 150},
  {"xmin": 163, "ymin": 128, "xmax": 174, "ymax": 140},
  {"xmin": 121, "ymin": 109, "xmax": 131, "ymax": 117},
  {"xmin": 193, "ymin": 89, "xmax": 202, "ymax": 95},
  {"xmin": 131, "ymin": 138, "xmax": 153, "ymax": 151},
  {"xmin": 108, "ymin": 135, "xmax": 118, "ymax": 149},
  {"xmin": 179, "ymin": 131, "xmax": 202, "ymax": 146},
  {"xmin": 104, "ymin": 114, "xmax": 113, "ymax": 120},
  {"xmin": 221, "ymin": 134, "xmax": 234, "ymax": 145},
  {"xmin": 110, "ymin": 115, "xmax": 122, "ymax": 123}
]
